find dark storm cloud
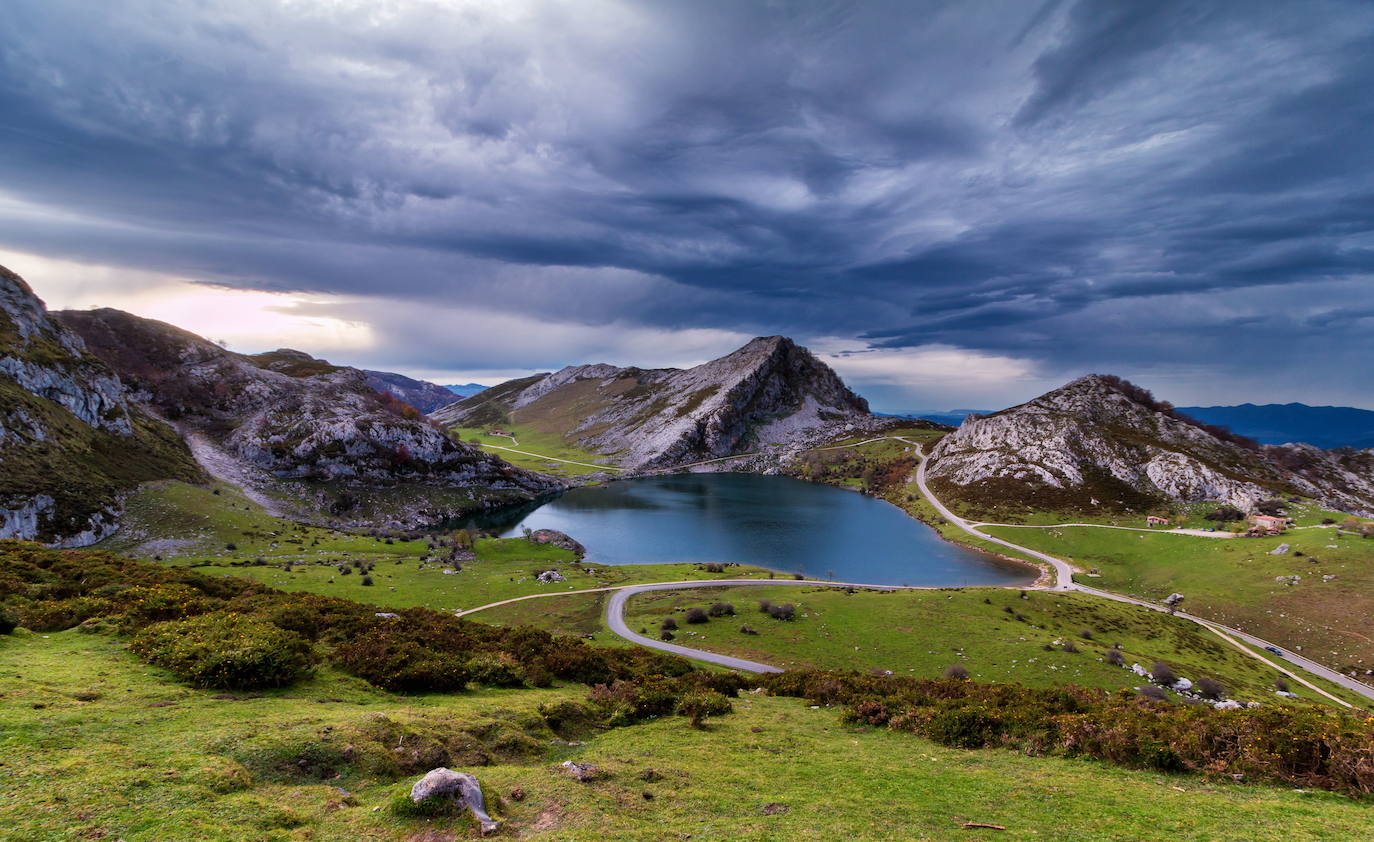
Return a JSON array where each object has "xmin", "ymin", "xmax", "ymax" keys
[{"xmin": 1, "ymin": 0, "xmax": 1372, "ymax": 407}]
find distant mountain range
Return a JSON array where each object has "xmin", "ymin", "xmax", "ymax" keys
[
  {"xmin": 1175, "ymin": 404, "xmax": 1374, "ymax": 450},
  {"xmin": 363, "ymin": 370, "xmax": 462, "ymax": 414},
  {"xmin": 880, "ymin": 409, "xmax": 990, "ymax": 427},
  {"xmin": 444, "ymin": 383, "xmax": 489, "ymax": 397}
]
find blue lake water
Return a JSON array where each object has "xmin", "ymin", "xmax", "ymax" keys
[{"xmin": 461, "ymin": 473, "xmax": 1034, "ymax": 587}]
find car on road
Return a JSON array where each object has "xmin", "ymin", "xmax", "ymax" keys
[{"xmin": 1265, "ymin": 646, "xmax": 1284, "ymax": 656}]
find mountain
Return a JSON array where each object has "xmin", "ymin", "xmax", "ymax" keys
[
  {"xmin": 433, "ymin": 336, "xmax": 875, "ymax": 470},
  {"xmin": 0, "ymin": 266, "xmax": 203, "ymax": 545},
  {"xmin": 926, "ymin": 374, "xmax": 1374, "ymax": 517},
  {"xmin": 362, "ymin": 369, "xmax": 462, "ymax": 414},
  {"xmin": 444, "ymin": 383, "xmax": 490, "ymax": 398},
  {"xmin": 56, "ymin": 308, "xmax": 557, "ymax": 523},
  {"xmin": 1175, "ymin": 403, "xmax": 1374, "ymax": 450}
]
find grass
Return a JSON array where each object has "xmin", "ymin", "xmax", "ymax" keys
[
  {"xmin": 3, "ymin": 629, "xmax": 1371, "ymax": 841},
  {"xmin": 450, "ymin": 424, "xmax": 616, "ymax": 476},
  {"xmin": 616, "ymin": 585, "xmax": 1362, "ymax": 706},
  {"xmin": 980, "ymin": 524, "xmax": 1374, "ymax": 677}
]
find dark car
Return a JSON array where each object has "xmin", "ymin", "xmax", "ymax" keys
[{"xmin": 1264, "ymin": 646, "xmax": 1283, "ymax": 656}]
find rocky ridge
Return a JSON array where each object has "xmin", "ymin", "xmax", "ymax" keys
[
  {"xmin": 57, "ymin": 309, "xmax": 558, "ymax": 522},
  {"xmin": 0, "ymin": 266, "xmax": 203, "ymax": 545},
  {"xmin": 926, "ymin": 374, "xmax": 1374, "ymax": 516},
  {"xmin": 433, "ymin": 336, "xmax": 877, "ymax": 470}
]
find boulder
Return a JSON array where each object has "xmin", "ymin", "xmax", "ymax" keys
[
  {"xmin": 560, "ymin": 760, "xmax": 604, "ymax": 782},
  {"xmin": 536, "ymin": 569, "xmax": 567, "ymax": 583},
  {"xmin": 409, "ymin": 768, "xmax": 499, "ymax": 836},
  {"xmin": 530, "ymin": 529, "xmax": 587, "ymax": 556}
]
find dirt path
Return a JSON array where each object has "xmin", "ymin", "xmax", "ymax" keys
[{"xmin": 181, "ymin": 430, "xmax": 294, "ymax": 517}]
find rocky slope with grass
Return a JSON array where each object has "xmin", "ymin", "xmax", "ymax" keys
[
  {"xmin": 433, "ymin": 336, "xmax": 877, "ymax": 469},
  {"xmin": 926, "ymin": 374, "xmax": 1374, "ymax": 517},
  {"xmin": 56, "ymin": 308, "xmax": 557, "ymax": 522},
  {"xmin": 0, "ymin": 266, "xmax": 203, "ymax": 545}
]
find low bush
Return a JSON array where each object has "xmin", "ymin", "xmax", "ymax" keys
[
  {"xmin": 1195, "ymin": 677, "xmax": 1226, "ymax": 700},
  {"xmin": 677, "ymin": 688, "xmax": 732, "ymax": 728},
  {"xmin": 767, "ymin": 603, "xmax": 796, "ymax": 621},
  {"xmin": 1105, "ymin": 649, "xmax": 1124, "ymax": 666},
  {"xmin": 131, "ymin": 612, "xmax": 316, "ymax": 689},
  {"xmin": 660, "ymin": 616, "xmax": 678, "ymax": 631},
  {"xmin": 684, "ymin": 607, "xmax": 709, "ymax": 624},
  {"xmin": 943, "ymin": 664, "xmax": 970, "ymax": 680},
  {"xmin": 1150, "ymin": 661, "xmax": 1176, "ymax": 686},
  {"xmin": 0, "ymin": 605, "xmax": 17, "ymax": 634},
  {"xmin": 708, "ymin": 602, "xmax": 735, "ymax": 617},
  {"xmin": 332, "ymin": 624, "xmax": 472, "ymax": 692}
]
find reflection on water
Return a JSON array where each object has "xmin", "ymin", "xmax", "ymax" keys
[{"xmin": 457, "ymin": 473, "xmax": 1033, "ymax": 587}]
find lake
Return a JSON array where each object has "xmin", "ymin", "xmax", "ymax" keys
[{"xmin": 460, "ymin": 473, "xmax": 1034, "ymax": 587}]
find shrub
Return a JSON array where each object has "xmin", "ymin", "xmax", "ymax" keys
[
  {"xmin": 0, "ymin": 605, "xmax": 17, "ymax": 634},
  {"xmin": 684, "ymin": 607, "xmax": 709, "ymax": 624},
  {"xmin": 1137, "ymin": 685, "xmax": 1168, "ymax": 701},
  {"xmin": 943, "ymin": 664, "xmax": 970, "ymax": 680},
  {"xmin": 130, "ymin": 612, "xmax": 316, "ymax": 689},
  {"xmin": 707, "ymin": 602, "xmax": 735, "ymax": 617},
  {"xmin": 332, "ymin": 625, "xmax": 472, "ymax": 692},
  {"xmin": 677, "ymin": 689, "xmax": 732, "ymax": 729},
  {"xmin": 758, "ymin": 599, "xmax": 772, "ymax": 613},
  {"xmin": 1078, "ymin": 628, "xmax": 1093, "ymax": 640},
  {"xmin": 361, "ymin": 576, "xmax": 374, "ymax": 586},
  {"xmin": 466, "ymin": 653, "xmax": 527, "ymax": 688},
  {"xmin": 1195, "ymin": 677, "xmax": 1226, "ymax": 700},
  {"xmin": 1150, "ymin": 661, "xmax": 1176, "ymax": 686},
  {"xmin": 1105, "ymin": 649, "xmax": 1124, "ymax": 666},
  {"xmin": 1205, "ymin": 507, "xmax": 1244, "ymax": 522},
  {"xmin": 660, "ymin": 631, "xmax": 675, "ymax": 641},
  {"xmin": 767, "ymin": 603, "xmax": 796, "ymax": 621},
  {"xmin": 740, "ymin": 625, "xmax": 759, "ymax": 636},
  {"xmin": 1274, "ymin": 677, "xmax": 1290, "ymax": 692},
  {"xmin": 1061, "ymin": 641, "xmax": 1079, "ymax": 654}
]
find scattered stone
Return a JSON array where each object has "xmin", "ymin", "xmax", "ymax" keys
[
  {"xmin": 508, "ymin": 787, "xmax": 525, "ymax": 801},
  {"xmin": 762, "ymin": 803, "xmax": 789, "ymax": 815},
  {"xmin": 410, "ymin": 768, "xmax": 499, "ymax": 836},
  {"xmin": 1268, "ymin": 543, "xmax": 1290, "ymax": 556},
  {"xmin": 375, "ymin": 612, "xmax": 401, "ymax": 619},
  {"xmin": 560, "ymin": 761, "xmax": 604, "ymax": 782},
  {"xmin": 537, "ymin": 570, "xmax": 567, "ymax": 584}
]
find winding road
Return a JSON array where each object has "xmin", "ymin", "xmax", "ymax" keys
[{"xmin": 454, "ymin": 434, "xmax": 1373, "ymax": 706}]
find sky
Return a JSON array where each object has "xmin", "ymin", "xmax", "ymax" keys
[{"xmin": 2, "ymin": 0, "xmax": 1372, "ymax": 412}]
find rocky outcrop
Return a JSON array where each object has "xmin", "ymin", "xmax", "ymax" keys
[
  {"xmin": 57, "ymin": 308, "xmax": 558, "ymax": 515},
  {"xmin": 363, "ymin": 369, "xmax": 463, "ymax": 414},
  {"xmin": 434, "ymin": 336, "xmax": 876, "ymax": 470},
  {"xmin": 926, "ymin": 375, "xmax": 1374, "ymax": 516},
  {"xmin": 409, "ymin": 768, "xmax": 499, "ymax": 835},
  {"xmin": 529, "ymin": 529, "xmax": 586, "ymax": 556},
  {"xmin": 1, "ymin": 266, "xmax": 203, "ymax": 545}
]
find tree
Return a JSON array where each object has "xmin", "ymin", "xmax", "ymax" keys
[{"xmin": 1204, "ymin": 506, "xmax": 1244, "ymax": 522}]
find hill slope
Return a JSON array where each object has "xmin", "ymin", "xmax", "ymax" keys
[
  {"xmin": 433, "ymin": 337, "xmax": 875, "ymax": 469},
  {"xmin": 56, "ymin": 309, "xmax": 556, "ymax": 523},
  {"xmin": 0, "ymin": 266, "xmax": 203, "ymax": 545},
  {"xmin": 1178, "ymin": 403, "xmax": 1374, "ymax": 449},
  {"xmin": 363, "ymin": 368, "xmax": 461, "ymax": 414},
  {"xmin": 927, "ymin": 375, "xmax": 1374, "ymax": 517}
]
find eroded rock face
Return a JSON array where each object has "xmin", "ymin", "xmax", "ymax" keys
[
  {"xmin": 435, "ymin": 336, "xmax": 876, "ymax": 470},
  {"xmin": 1, "ymin": 267, "xmax": 132, "ymax": 436},
  {"xmin": 926, "ymin": 375, "xmax": 1374, "ymax": 516},
  {"xmin": 57, "ymin": 308, "xmax": 557, "ymax": 501},
  {"xmin": 1, "ymin": 266, "xmax": 202, "ymax": 545}
]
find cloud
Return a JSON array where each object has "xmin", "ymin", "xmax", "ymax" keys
[{"xmin": 1, "ymin": 0, "xmax": 1372, "ymax": 409}]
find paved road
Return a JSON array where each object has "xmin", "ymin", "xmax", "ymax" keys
[{"xmin": 972, "ymin": 522, "xmax": 1234, "ymax": 538}]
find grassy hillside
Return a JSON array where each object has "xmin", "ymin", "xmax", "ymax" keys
[
  {"xmin": 5, "ymin": 629, "xmax": 1373, "ymax": 841},
  {"xmin": 450, "ymin": 424, "xmax": 617, "ymax": 476},
  {"xmin": 981, "ymin": 524, "xmax": 1374, "ymax": 677}
]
